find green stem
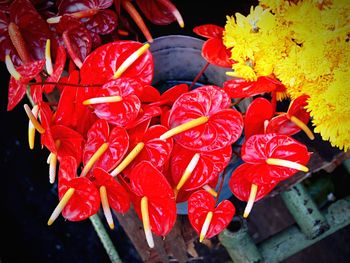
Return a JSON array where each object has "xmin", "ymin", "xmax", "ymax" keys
[{"xmin": 89, "ymin": 214, "xmax": 122, "ymax": 263}]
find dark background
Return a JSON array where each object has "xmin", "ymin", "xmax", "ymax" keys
[{"xmin": 1, "ymin": 0, "xmax": 349, "ymax": 262}]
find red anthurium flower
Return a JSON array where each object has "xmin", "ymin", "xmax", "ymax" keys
[
  {"xmin": 167, "ymin": 85, "xmax": 243, "ymax": 151},
  {"xmin": 129, "ymin": 161, "xmax": 176, "ymax": 248},
  {"xmin": 223, "ymin": 76, "xmax": 285, "ymax": 99},
  {"xmin": 91, "ymin": 168, "xmax": 130, "ymax": 213},
  {"xmin": 80, "ymin": 40, "xmax": 153, "ymax": 85},
  {"xmin": 193, "ymin": 24, "xmax": 232, "ymax": 68},
  {"xmin": 7, "ymin": 58, "xmax": 45, "ymax": 111},
  {"xmin": 171, "ymin": 143, "xmax": 232, "ymax": 192},
  {"xmin": 229, "ymin": 133, "xmax": 310, "ymax": 218},
  {"xmin": 244, "ymin": 97, "xmax": 274, "ymax": 139},
  {"xmin": 38, "ymin": 101, "xmax": 56, "ymax": 154},
  {"xmin": 0, "ymin": 0, "xmax": 52, "ymax": 65},
  {"xmin": 83, "ymin": 78, "xmax": 142, "ymax": 127},
  {"xmin": 47, "ymin": 156, "xmax": 100, "ymax": 223},
  {"xmin": 188, "ymin": 190, "xmax": 235, "ymax": 242},
  {"xmin": 57, "ymin": 0, "xmax": 117, "ymax": 35},
  {"xmin": 118, "ymin": 124, "xmax": 173, "ymax": 176},
  {"xmin": 91, "ymin": 167, "xmax": 130, "ymax": 229},
  {"xmin": 266, "ymin": 95, "xmax": 314, "ymax": 140},
  {"xmin": 138, "ymin": 85, "xmax": 161, "ymax": 103},
  {"xmin": 83, "ymin": 119, "xmax": 129, "ymax": 176},
  {"xmin": 52, "ymin": 70, "xmax": 97, "ymax": 136},
  {"xmin": 229, "ymin": 163, "xmax": 278, "ymax": 202}
]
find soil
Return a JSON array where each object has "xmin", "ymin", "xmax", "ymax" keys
[{"xmin": 1, "ymin": 1, "xmax": 350, "ymax": 263}]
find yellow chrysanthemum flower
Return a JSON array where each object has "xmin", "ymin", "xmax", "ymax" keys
[{"xmin": 223, "ymin": 0, "xmax": 350, "ymax": 151}]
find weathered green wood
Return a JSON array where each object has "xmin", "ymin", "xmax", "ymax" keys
[
  {"xmin": 259, "ymin": 196, "xmax": 350, "ymax": 263},
  {"xmin": 219, "ymin": 216, "xmax": 262, "ymax": 263},
  {"xmin": 281, "ymin": 183, "xmax": 330, "ymax": 239}
]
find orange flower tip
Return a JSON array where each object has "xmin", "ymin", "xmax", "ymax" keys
[
  {"xmin": 203, "ymin": 185, "xmax": 218, "ymax": 198},
  {"xmin": 47, "ymin": 188, "xmax": 75, "ymax": 226},
  {"xmin": 266, "ymin": 158, "xmax": 309, "ymax": 173},
  {"xmin": 80, "ymin": 142, "xmax": 109, "ymax": 177},
  {"xmin": 83, "ymin": 96, "xmax": 123, "ymax": 105},
  {"xmin": 117, "ymin": 29, "xmax": 129, "ymax": 36},
  {"xmin": 47, "ymin": 16, "xmax": 62, "ymax": 24},
  {"xmin": 243, "ymin": 184, "xmax": 258, "ymax": 219},
  {"xmin": 176, "ymin": 153, "xmax": 200, "ymax": 191},
  {"xmin": 45, "ymin": 39, "xmax": 53, "ymax": 75},
  {"xmin": 5, "ymin": 54, "xmax": 21, "ymax": 80},
  {"xmin": 199, "ymin": 211, "xmax": 213, "ymax": 243},
  {"xmin": 141, "ymin": 196, "xmax": 154, "ymax": 248},
  {"xmin": 110, "ymin": 142, "xmax": 145, "ymax": 176},
  {"xmin": 24, "ymin": 104, "xmax": 45, "ymax": 134},
  {"xmin": 159, "ymin": 116, "xmax": 209, "ymax": 140},
  {"xmin": 113, "ymin": 43, "xmax": 151, "ymax": 79}
]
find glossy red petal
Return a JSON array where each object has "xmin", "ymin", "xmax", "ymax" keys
[
  {"xmin": 80, "ymin": 41, "xmax": 153, "ymax": 85},
  {"xmin": 53, "ymin": 70, "xmax": 97, "ymax": 136},
  {"xmin": 188, "ymin": 190, "xmax": 235, "ymax": 238},
  {"xmin": 59, "ymin": 177, "xmax": 100, "ymax": 221},
  {"xmin": 88, "ymin": 78, "xmax": 142, "ymax": 127},
  {"xmin": 138, "ymin": 85, "xmax": 161, "ymax": 103},
  {"xmin": 171, "ymin": 143, "xmax": 231, "ymax": 191},
  {"xmin": 58, "ymin": 155, "xmax": 78, "ymax": 182},
  {"xmin": 202, "ymin": 38, "xmax": 232, "ymax": 68},
  {"xmin": 244, "ymin": 97, "xmax": 274, "ymax": 139},
  {"xmin": 129, "ymin": 161, "xmax": 174, "ymax": 199},
  {"xmin": 159, "ymin": 83, "xmax": 189, "ymax": 105},
  {"xmin": 92, "ymin": 168, "xmax": 130, "ymax": 213},
  {"xmin": 223, "ymin": 76, "xmax": 280, "ymax": 98},
  {"xmin": 228, "ymin": 163, "xmax": 278, "ymax": 201},
  {"xmin": 193, "ymin": 24, "xmax": 224, "ymax": 39},
  {"xmin": 84, "ymin": 119, "xmax": 129, "ymax": 172},
  {"xmin": 51, "ymin": 125, "xmax": 84, "ymax": 164},
  {"xmin": 64, "ymin": 25, "xmax": 92, "ymax": 64},
  {"xmin": 85, "ymin": 9, "xmax": 118, "ymax": 35}
]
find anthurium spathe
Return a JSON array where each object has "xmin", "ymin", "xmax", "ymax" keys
[
  {"xmin": 48, "ymin": 156, "xmax": 100, "ymax": 224},
  {"xmin": 129, "ymin": 161, "xmax": 176, "ymax": 248},
  {"xmin": 193, "ymin": 24, "xmax": 232, "ymax": 68},
  {"xmin": 6, "ymin": 57, "xmax": 45, "ymax": 111},
  {"xmin": 91, "ymin": 167, "xmax": 130, "ymax": 229},
  {"xmin": 266, "ymin": 95, "xmax": 314, "ymax": 140},
  {"xmin": 170, "ymin": 143, "xmax": 232, "ymax": 192},
  {"xmin": 244, "ymin": 97, "xmax": 274, "ymax": 139},
  {"xmin": 80, "ymin": 40, "xmax": 153, "ymax": 85},
  {"xmin": 83, "ymin": 78, "xmax": 142, "ymax": 127},
  {"xmin": 229, "ymin": 133, "xmax": 311, "ymax": 217},
  {"xmin": 83, "ymin": 119, "xmax": 129, "ymax": 176},
  {"xmin": 167, "ymin": 85, "xmax": 243, "ymax": 151},
  {"xmin": 188, "ymin": 190, "xmax": 235, "ymax": 242}
]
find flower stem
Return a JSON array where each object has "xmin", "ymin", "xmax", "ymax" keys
[
  {"xmin": 89, "ymin": 214, "xmax": 122, "ymax": 263},
  {"xmin": 190, "ymin": 62, "xmax": 209, "ymax": 89},
  {"xmin": 28, "ymin": 82, "xmax": 103, "ymax": 88}
]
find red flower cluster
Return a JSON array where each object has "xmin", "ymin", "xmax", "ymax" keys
[{"xmin": 3, "ymin": 7, "xmax": 314, "ymax": 248}]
